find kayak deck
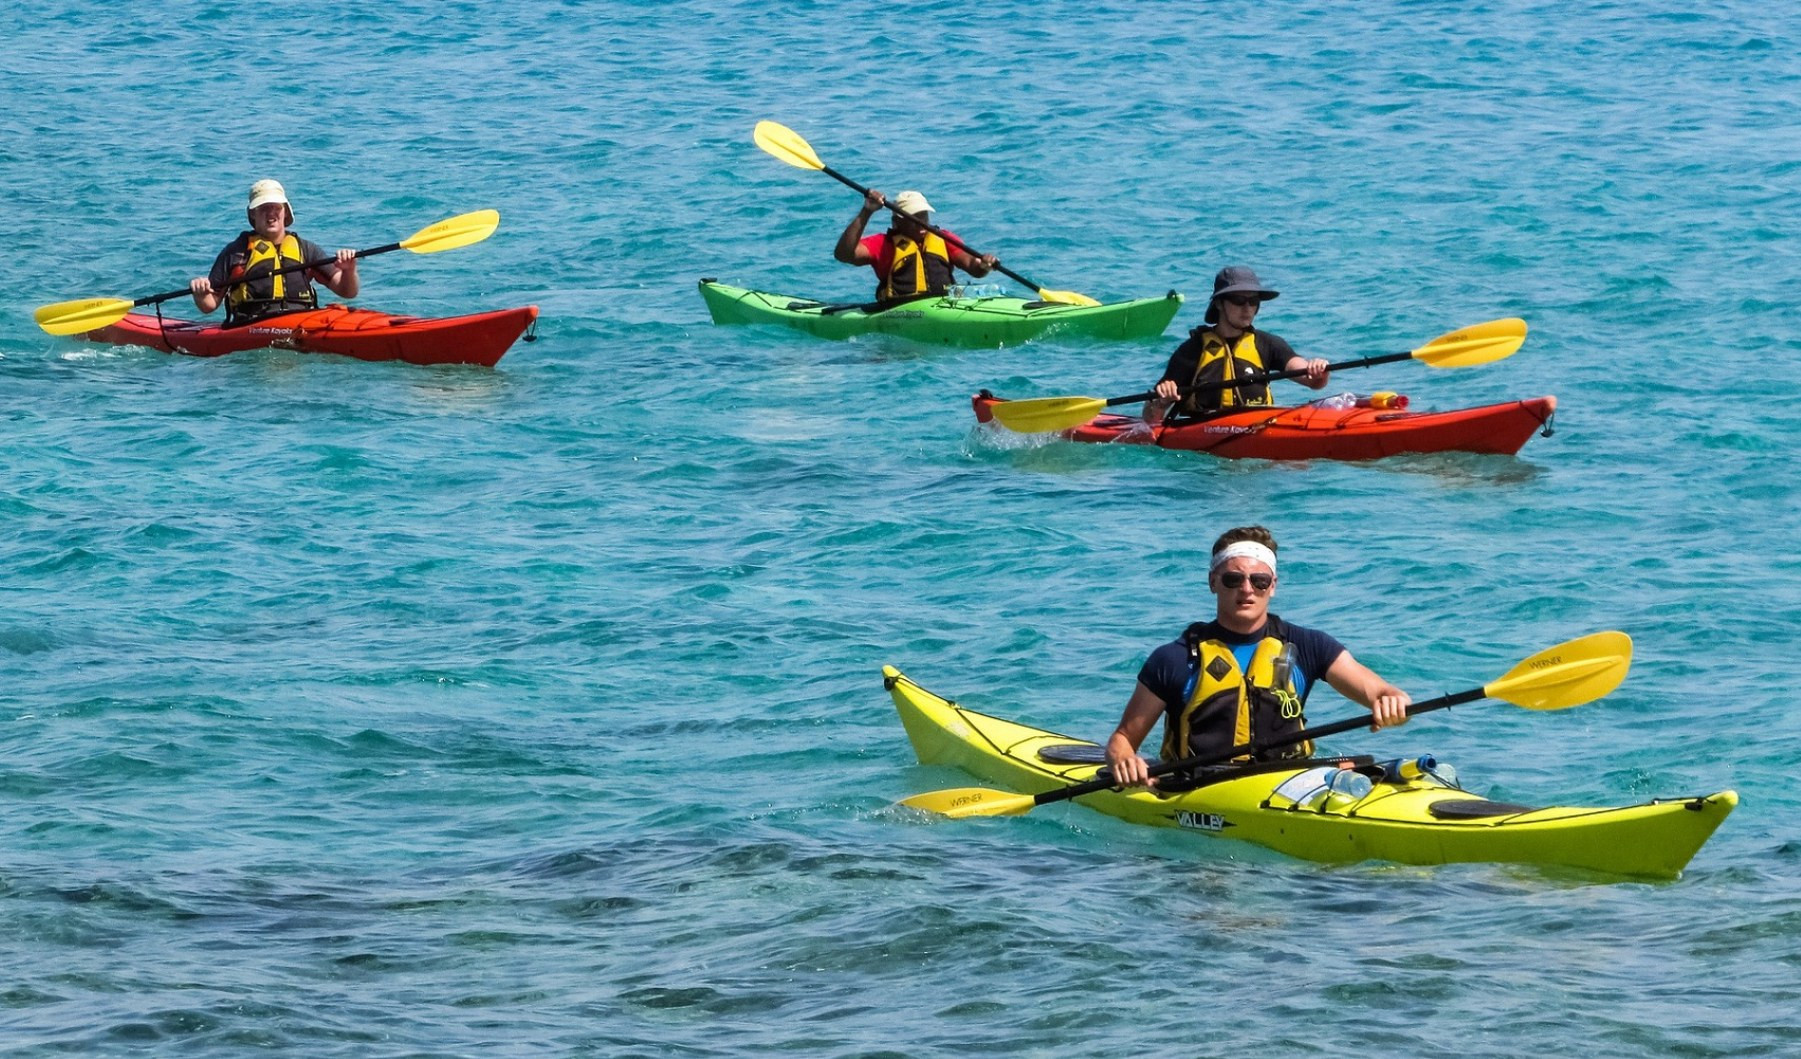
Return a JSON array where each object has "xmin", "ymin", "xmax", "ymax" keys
[
  {"xmin": 699, "ymin": 279, "xmax": 1181, "ymax": 347},
  {"xmin": 84, "ymin": 304, "xmax": 539, "ymax": 367},
  {"xmin": 885, "ymin": 666, "xmax": 1735, "ymax": 878},
  {"xmin": 972, "ymin": 391, "xmax": 1556, "ymax": 460}
]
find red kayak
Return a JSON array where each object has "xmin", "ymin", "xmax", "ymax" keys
[
  {"xmin": 83, "ymin": 304, "xmax": 538, "ymax": 367},
  {"xmin": 972, "ymin": 391, "xmax": 1556, "ymax": 460}
]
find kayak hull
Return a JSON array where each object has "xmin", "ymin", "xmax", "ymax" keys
[
  {"xmin": 83, "ymin": 304, "xmax": 539, "ymax": 367},
  {"xmin": 699, "ymin": 280, "xmax": 1181, "ymax": 347},
  {"xmin": 885, "ymin": 667, "xmax": 1735, "ymax": 878},
  {"xmin": 973, "ymin": 391, "xmax": 1556, "ymax": 460}
]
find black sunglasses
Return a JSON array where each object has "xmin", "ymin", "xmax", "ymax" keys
[
  {"xmin": 1218, "ymin": 571, "xmax": 1274, "ymax": 591},
  {"xmin": 1221, "ymin": 294, "xmax": 1261, "ymax": 308}
]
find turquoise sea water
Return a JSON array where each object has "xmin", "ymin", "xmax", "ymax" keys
[{"xmin": 4, "ymin": 1, "xmax": 1800, "ymax": 1054}]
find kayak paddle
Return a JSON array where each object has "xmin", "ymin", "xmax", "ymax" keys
[
  {"xmin": 753, "ymin": 120, "xmax": 1101, "ymax": 308},
  {"xmin": 897, "ymin": 630, "xmax": 1630, "ymax": 820},
  {"xmin": 986, "ymin": 316, "xmax": 1529, "ymax": 434},
  {"xmin": 34, "ymin": 209, "xmax": 502, "ymax": 337}
]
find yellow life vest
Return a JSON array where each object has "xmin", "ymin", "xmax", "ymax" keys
[
  {"xmin": 1180, "ymin": 328, "xmax": 1272, "ymax": 414},
  {"xmin": 1163, "ymin": 632, "xmax": 1312, "ymax": 764},
  {"xmin": 878, "ymin": 232, "xmax": 954, "ymax": 301},
  {"xmin": 226, "ymin": 232, "xmax": 319, "ymax": 323}
]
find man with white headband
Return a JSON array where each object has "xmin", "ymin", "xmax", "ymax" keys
[
  {"xmin": 189, "ymin": 179, "xmax": 360, "ymax": 325},
  {"xmin": 1104, "ymin": 525, "xmax": 1412, "ymax": 788},
  {"xmin": 833, "ymin": 187, "xmax": 998, "ymax": 302}
]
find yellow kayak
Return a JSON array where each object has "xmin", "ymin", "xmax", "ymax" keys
[{"xmin": 885, "ymin": 666, "xmax": 1736, "ymax": 879}]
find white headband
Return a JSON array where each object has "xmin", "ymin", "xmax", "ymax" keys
[{"xmin": 1210, "ymin": 541, "xmax": 1277, "ymax": 575}]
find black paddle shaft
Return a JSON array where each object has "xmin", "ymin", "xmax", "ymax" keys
[
  {"xmin": 1100, "ymin": 349, "xmax": 1418, "ymax": 410},
  {"xmin": 1032, "ymin": 686, "xmax": 1485, "ymax": 809},
  {"xmin": 817, "ymin": 164, "xmax": 1054, "ymax": 296},
  {"xmin": 135, "ymin": 242, "xmax": 403, "ymax": 309}
]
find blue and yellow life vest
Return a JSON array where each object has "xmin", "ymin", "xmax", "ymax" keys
[
  {"xmin": 1180, "ymin": 327, "xmax": 1272, "ymax": 413},
  {"xmin": 1163, "ymin": 624, "xmax": 1312, "ymax": 763},
  {"xmin": 224, "ymin": 232, "xmax": 319, "ymax": 323},
  {"xmin": 878, "ymin": 233, "xmax": 954, "ymax": 301}
]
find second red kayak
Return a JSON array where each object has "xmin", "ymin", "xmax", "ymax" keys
[
  {"xmin": 972, "ymin": 391, "xmax": 1556, "ymax": 460},
  {"xmin": 83, "ymin": 304, "xmax": 539, "ymax": 367}
]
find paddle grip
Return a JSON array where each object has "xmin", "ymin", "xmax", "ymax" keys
[{"xmin": 1035, "ymin": 686, "xmax": 1486, "ymax": 808}]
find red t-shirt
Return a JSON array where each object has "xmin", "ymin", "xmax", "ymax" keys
[{"xmin": 859, "ymin": 229, "xmax": 964, "ymax": 281}]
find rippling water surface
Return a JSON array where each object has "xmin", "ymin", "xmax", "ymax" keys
[{"xmin": 4, "ymin": 2, "xmax": 1800, "ymax": 1054}]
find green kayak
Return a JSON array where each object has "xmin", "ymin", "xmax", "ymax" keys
[{"xmin": 698, "ymin": 279, "xmax": 1182, "ymax": 348}]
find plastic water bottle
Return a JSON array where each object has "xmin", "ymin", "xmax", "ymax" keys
[
  {"xmin": 1315, "ymin": 392, "xmax": 1359, "ymax": 410},
  {"xmin": 1321, "ymin": 767, "xmax": 1374, "ymax": 810}
]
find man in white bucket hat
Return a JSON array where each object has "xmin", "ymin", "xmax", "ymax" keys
[
  {"xmin": 189, "ymin": 179, "xmax": 360, "ymax": 324},
  {"xmin": 833, "ymin": 187, "xmax": 998, "ymax": 302}
]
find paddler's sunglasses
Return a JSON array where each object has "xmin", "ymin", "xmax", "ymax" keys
[
  {"xmin": 1221, "ymin": 294, "xmax": 1261, "ymax": 308},
  {"xmin": 1217, "ymin": 571, "xmax": 1274, "ymax": 591}
]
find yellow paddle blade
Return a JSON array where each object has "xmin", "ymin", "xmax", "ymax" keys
[
  {"xmin": 34, "ymin": 297, "xmax": 135, "ymax": 336},
  {"xmin": 400, "ymin": 209, "xmax": 500, "ymax": 254},
  {"xmin": 1484, "ymin": 630, "xmax": 1632, "ymax": 710},
  {"xmin": 753, "ymin": 120, "xmax": 824, "ymax": 171},
  {"xmin": 1036, "ymin": 288, "xmax": 1103, "ymax": 307},
  {"xmin": 988, "ymin": 395, "xmax": 1108, "ymax": 434},
  {"xmin": 898, "ymin": 786, "xmax": 1037, "ymax": 818},
  {"xmin": 1413, "ymin": 317, "xmax": 1528, "ymax": 368}
]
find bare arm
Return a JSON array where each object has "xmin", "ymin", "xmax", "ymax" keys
[
  {"xmin": 189, "ymin": 277, "xmax": 222, "ymax": 314},
  {"xmin": 1285, "ymin": 354, "xmax": 1330, "ymax": 390},
  {"xmin": 1104, "ymin": 681, "xmax": 1168, "ymax": 787},
  {"xmin": 1323, "ymin": 650, "xmax": 1411, "ymax": 729},
  {"xmin": 948, "ymin": 245, "xmax": 997, "ymax": 277},
  {"xmin": 316, "ymin": 248, "xmax": 359, "ymax": 299},
  {"xmin": 834, "ymin": 189, "xmax": 883, "ymax": 265}
]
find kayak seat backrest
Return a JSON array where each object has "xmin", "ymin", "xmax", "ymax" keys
[{"xmin": 1427, "ymin": 798, "xmax": 1539, "ymax": 820}]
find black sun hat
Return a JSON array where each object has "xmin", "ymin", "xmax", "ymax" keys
[{"xmin": 1204, "ymin": 266, "xmax": 1280, "ymax": 324}]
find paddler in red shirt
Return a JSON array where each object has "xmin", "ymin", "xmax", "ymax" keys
[{"xmin": 833, "ymin": 189, "xmax": 998, "ymax": 302}]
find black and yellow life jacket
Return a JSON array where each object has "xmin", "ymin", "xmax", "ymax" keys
[
  {"xmin": 877, "ymin": 232, "xmax": 954, "ymax": 301},
  {"xmin": 1162, "ymin": 621, "xmax": 1312, "ymax": 764},
  {"xmin": 1178, "ymin": 327, "xmax": 1273, "ymax": 414},
  {"xmin": 223, "ymin": 232, "xmax": 319, "ymax": 324}
]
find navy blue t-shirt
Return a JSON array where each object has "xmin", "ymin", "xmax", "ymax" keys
[{"xmin": 1136, "ymin": 615, "xmax": 1345, "ymax": 709}]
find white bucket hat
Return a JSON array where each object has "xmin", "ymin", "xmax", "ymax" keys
[
  {"xmin": 247, "ymin": 179, "xmax": 294, "ymax": 225},
  {"xmin": 892, "ymin": 190, "xmax": 934, "ymax": 218}
]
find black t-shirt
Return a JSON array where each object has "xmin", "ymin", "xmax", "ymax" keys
[
  {"xmin": 1158, "ymin": 326, "xmax": 1297, "ymax": 386},
  {"xmin": 1136, "ymin": 615, "xmax": 1345, "ymax": 709}
]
